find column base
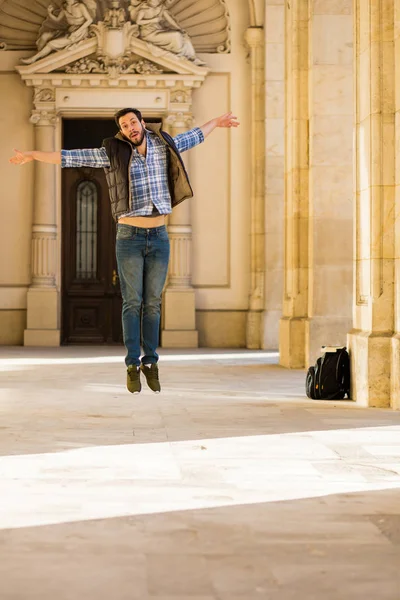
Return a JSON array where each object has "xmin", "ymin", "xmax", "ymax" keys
[
  {"xmin": 347, "ymin": 329, "xmax": 391, "ymax": 408},
  {"xmin": 24, "ymin": 287, "xmax": 60, "ymax": 347},
  {"xmin": 279, "ymin": 316, "xmax": 306, "ymax": 369},
  {"xmin": 24, "ymin": 328, "xmax": 60, "ymax": 347},
  {"xmin": 246, "ymin": 310, "xmax": 262, "ymax": 349},
  {"xmin": 162, "ymin": 287, "xmax": 198, "ymax": 348},
  {"xmin": 161, "ymin": 329, "xmax": 198, "ymax": 348},
  {"xmin": 391, "ymin": 334, "xmax": 400, "ymax": 410},
  {"xmin": 262, "ymin": 309, "xmax": 280, "ymax": 350}
]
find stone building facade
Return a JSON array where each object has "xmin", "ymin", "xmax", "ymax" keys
[{"xmin": 0, "ymin": 0, "xmax": 399, "ymax": 409}]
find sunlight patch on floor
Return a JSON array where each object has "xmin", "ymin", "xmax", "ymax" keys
[
  {"xmin": 1, "ymin": 426, "xmax": 399, "ymax": 530},
  {"xmin": 0, "ymin": 351, "xmax": 278, "ymax": 369}
]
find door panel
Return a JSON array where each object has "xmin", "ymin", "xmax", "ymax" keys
[{"xmin": 61, "ymin": 119, "xmax": 122, "ymax": 344}]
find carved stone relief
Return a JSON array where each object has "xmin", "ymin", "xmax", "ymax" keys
[
  {"xmin": 29, "ymin": 109, "xmax": 58, "ymax": 126},
  {"xmin": 129, "ymin": 1, "xmax": 205, "ymax": 66},
  {"xmin": 34, "ymin": 88, "xmax": 56, "ymax": 103},
  {"xmin": 64, "ymin": 54, "xmax": 163, "ymax": 75},
  {"xmin": 21, "ymin": 1, "xmax": 97, "ymax": 65},
  {"xmin": 170, "ymin": 88, "xmax": 190, "ymax": 103},
  {"xmin": 0, "ymin": 0, "xmax": 230, "ymax": 55},
  {"xmin": 104, "ymin": 0, "xmax": 127, "ymax": 28}
]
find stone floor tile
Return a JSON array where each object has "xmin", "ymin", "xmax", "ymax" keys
[
  {"xmin": 206, "ymin": 554, "xmax": 279, "ymax": 594},
  {"xmin": 146, "ymin": 554, "xmax": 213, "ymax": 596},
  {"xmin": 1, "ymin": 347, "xmax": 400, "ymax": 600}
]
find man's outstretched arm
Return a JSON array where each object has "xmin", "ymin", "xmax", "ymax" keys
[
  {"xmin": 200, "ymin": 112, "xmax": 240, "ymax": 138},
  {"xmin": 9, "ymin": 149, "xmax": 61, "ymax": 165},
  {"xmin": 9, "ymin": 148, "xmax": 110, "ymax": 168},
  {"xmin": 173, "ymin": 112, "xmax": 240, "ymax": 153}
]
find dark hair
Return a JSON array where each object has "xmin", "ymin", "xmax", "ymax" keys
[{"xmin": 114, "ymin": 108, "xmax": 143, "ymax": 129}]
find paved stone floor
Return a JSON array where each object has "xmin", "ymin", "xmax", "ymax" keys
[{"xmin": 0, "ymin": 347, "xmax": 400, "ymax": 600}]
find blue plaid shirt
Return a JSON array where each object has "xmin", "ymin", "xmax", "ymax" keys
[{"xmin": 61, "ymin": 127, "xmax": 204, "ymax": 218}]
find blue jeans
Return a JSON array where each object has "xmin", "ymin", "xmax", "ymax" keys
[{"xmin": 116, "ymin": 224, "xmax": 170, "ymax": 367}]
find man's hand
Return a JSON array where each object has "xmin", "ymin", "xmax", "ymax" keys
[
  {"xmin": 9, "ymin": 149, "xmax": 34, "ymax": 166},
  {"xmin": 216, "ymin": 112, "xmax": 240, "ymax": 128},
  {"xmin": 9, "ymin": 149, "xmax": 61, "ymax": 165},
  {"xmin": 200, "ymin": 112, "xmax": 240, "ymax": 138}
]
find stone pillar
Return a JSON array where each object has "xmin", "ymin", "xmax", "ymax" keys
[
  {"xmin": 392, "ymin": 0, "xmax": 400, "ymax": 410},
  {"xmin": 279, "ymin": 0, "xmax": 309, "ymax": 368},
  {"xmin": 161, "ymin": 112, "xmax": 199, "ymax": 348},
  {"xmin": 24, "ymin": 109, "xmax": 60, "ymax": 346},
  {"xmin": 263, "ymin": 2, "xmax": 285, "ymax": 350},
  {"xmin": 348, "ymin": 1, "xmax": 395, "ymax": 407},
  {"xmin": 305, "ymin": 2, "xmax": 354, "ymax": 365},
  {"xmin": 244, "ymin": 26, "xmax": 265, "ymax": 349}
]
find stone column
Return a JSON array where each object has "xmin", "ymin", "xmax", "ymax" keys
[
  {"xmin": 392, "ymin": 0, "xmax": 400, "ymax": 410},
  {"xmin": 279, "ymin": 0, "xmax": 309, "ymax": 368},
  {"xmin": 244, "ymin": 26, "xmax": 266, "ymax": 349},
  {"xmin": 24, "ymin": 109, "xmax": 60, "ymax": 346},
  {"xmin": 305, "ymin": 2, "xmax": 354, "ymax": 365},
  {"xmin": 161, "ymin": 112, "xmax": 199, "ymax": 348},
  {"xmin": 263, "ymin": 2, "xmax": 285, "ymax": 350},
  {"xmin": 348, "ymin": 1, "xmax": 395, "ymax": 407}
]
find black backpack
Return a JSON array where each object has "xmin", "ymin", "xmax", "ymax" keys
[{"xmin": 306, "ymin": 347, "xmax": 350, "ymax": 400}]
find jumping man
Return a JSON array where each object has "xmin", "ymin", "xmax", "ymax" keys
[{"xmin": 10, "ymin": 109, "xmax": 240, "ymax": 393}]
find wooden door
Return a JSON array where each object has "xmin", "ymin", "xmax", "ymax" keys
[{"xmin": 61, "ymin": 119, "xmax": 123, "ymax": 344}]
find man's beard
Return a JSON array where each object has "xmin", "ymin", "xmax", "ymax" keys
[{"xmin": 128, "ymin": 125, "xmax": 145, "ymax": 146}]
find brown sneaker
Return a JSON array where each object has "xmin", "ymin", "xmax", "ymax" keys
[
  {"xmin": 127, "ymin": 365, "xmax": 141, "ymax": 394},
  {"xmin": 140, "ymin": 363, "xmax": 161, "ymax": 393}
]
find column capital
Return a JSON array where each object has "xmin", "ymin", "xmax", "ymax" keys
[
  {"xmin": 165, "ymin": 111, "xmax": 194, "ymax": 129},
  {"xmin": 244, "ymin": 26, "xmax": 264, "ymax": 49},
  {"xmin": 30, "ymin": 109, "xmax": 58, "ymax": 126}
]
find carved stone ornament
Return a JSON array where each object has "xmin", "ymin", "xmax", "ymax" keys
[
  {"xmin": 34, "ymin": 88, "xmax": 56, "ymax": 103},
  {"xmin": 170, "ymin": 88, "xmax": 190, "ymax": 103},
  {"xmin": 104, "ymin": 0, "xmax": 127, "ymax": 28},
  {"xmin": 0, "ymin": 0, "xmax": 230, "ymax": 55},
  {"xmin": 20, "ymin": 0, "xmax": 98, "ymax": 65},
  {"xmin": 29, "ymin": 110, "xmax": 58, "ymax": 126},
  {"xmin": 129, "ymin": 1, "xmax": 206, "ymax": 66},
  {"xmin": 166, "ymin": 111, "xmax": 194, "ymax": 128},
  {"xmin": 65, "ymin": 54, "xmax": 163, "ymax": 75}
]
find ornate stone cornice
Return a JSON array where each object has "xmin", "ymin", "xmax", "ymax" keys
[{"xmin": 19, "ymin": 74, "xmax": 205, "ymax": 93}]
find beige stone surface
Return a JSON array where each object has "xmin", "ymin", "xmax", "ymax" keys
[
  {"xmin": 350, "ymin": 0, "xmax": 397, "ymax": 407},
  {"xmin": 24, "ymin": 328, "xmax": 61, "ymax": 347},
  {"xmin": 279, "ymin": 0, "xmax": 309, "ymax": 367},
  {"xmin": 1, "ymin": 347, "xmax": 400, "ymax": 599},
  {"xmin": 264, "ymin": 2, "xmax": 285, "ymax": 351},
  {"xmin": 0, "ymin": 75, "xmax": 34, "ymax": 288},
  {"xmin": 305, "ymin": 3, "xmax": 354, "ymax": 367},
  {"xmin": 160, "ymin": 329, "xmax": 198, "ymax": 349},
  {"xmin": 163, "ymin": 289, "xmax": 196, "ymax": 332},
  {"xmin": 196, "ymin": 310, "xmax": 246, "ymax": 348},
  {"xmin": 191, "ymin": 73, "xmax": 231, "ymax": 290},
  {"xmin": 0, "ymin": 311, "xmax": 26, "ymax": 345}
]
